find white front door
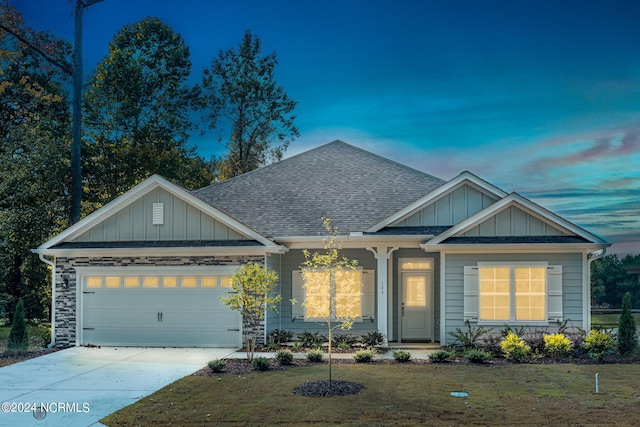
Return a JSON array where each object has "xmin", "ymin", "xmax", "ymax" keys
[{"xmin": 401, "ymin": 272, "xmax": 433, "ymax": 341}]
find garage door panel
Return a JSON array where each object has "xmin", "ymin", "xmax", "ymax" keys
[{"xmin": 82, "ymin": 273, "xmax": 242, "ymax": 348}]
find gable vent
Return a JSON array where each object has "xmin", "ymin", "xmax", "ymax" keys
[{"xmin": 152, "ymin": 203, "xmax": 164, "ymax": 225}]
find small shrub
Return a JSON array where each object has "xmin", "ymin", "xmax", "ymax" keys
[
  {"xmin": 429, "ymin": 349, "xmax": 452, "ymax": 363},
  {"xmin": 481, "ymin": 333, "xmax": 503, "ymax": 356},
  {"xmin": 252, "ymin": 356, "xmax": 271, "ymax": 371},
  {"xmin": 332, "ymin": 334, "xmax": 357, "ymax": 348},
  {"xmin": 618, "ymin": 292, "xmax": 637, "ymax": 355},
  {"xmin": 29, "ymin": 322, "xmax": 51, "ymax": 349},
  {"xmin": 464, "ymin": 349, "xmax": 492, "ymax": 363},
  {"xmin": 544, "ymin": 333, "xmax": 573, "ymax": 357},
  {"xmin": 500, "ymin": 332, "xmax": 530, "ymax": 362},
  {"xmin": 449, "ymin": 320, "xmax": 492, "ymax": 350},
  {"xmin": 393, "ymin": 350, "xmax": 411, "ymax": 363},
  {"xmin": 354, "ymin": 349, "xmax": 375, "ymax": 363},
  {"xmin": 583, "ymin": 330, "xmax": 615, "ymax": 362},
  {"xmin": 292, "ymin": 341, "xmax": 302, "ymax": 351},
  {"xmin": 337, "ymin": 342, "xmax": 350, "ymax": 352},
  {"xmin": 207, "ymin": 359, "xmax": 226, "ymax": 373},
  {"xmin": 360, "ymin": 331, "xmax": 385, "ymax": 347},
  {"xmin": 522, "ymin": 330, "xmax": 546, "ymax": 354},
  {"xmin": 268, "ymin": 329, "xmax": 294, "ymax": 345},
  {"xmin": 306, "ymin": 348, "xmax": 324, "ymax": 363},
  {"xmin": 276, "ymin": 349, "xmax": 294, "ymax": 365},
  {"xmin": 298, "ymin": 331, "xmax": 326, "ymax": 348},
  {"xmin": 7, "ymin": 299, "xmax": 28, "ymax": 352},
  {"xmin": 501, "ymin": 324, "xmax": 527, "ymax": 338},
  {"xmin": 266, "ymin": 340, "xmax": 278, "ymax": 351}
]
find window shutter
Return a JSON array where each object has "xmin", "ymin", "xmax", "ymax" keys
[
  {"xmin": 463, "ymin": 266, "xmax": 479, "ymax": 321},
  {"xmin": 361, "ymin": 270, "xmax": 375, "ymax": 320},
  {"xmin": 291, "ymin": 270, "xmax": 305, "ymax": 320},
  {"xmin": 547, "ymin": 265, "xmax": 563, "ymax": 322}
]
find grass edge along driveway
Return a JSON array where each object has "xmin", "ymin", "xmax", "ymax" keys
[{"xmin": 103, "ymin": 363, "xmax": 640, "ymax": 426}]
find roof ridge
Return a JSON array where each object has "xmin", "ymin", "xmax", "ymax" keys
[
  {"xmin": 334, "ymin": 141, "xmax": 445, "ymax": 182},
  {"xmin": 195, "ymin": 140, "xmax": 444, "ymax": 193}
]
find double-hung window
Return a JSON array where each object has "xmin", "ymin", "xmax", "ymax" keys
[
  {"xmin": 464, "ymin": 262, "xmax": 563, "ymax": 324},
  {"xmin": 292, "ymin": 269, "xmax": 375, "ymax": 321}
]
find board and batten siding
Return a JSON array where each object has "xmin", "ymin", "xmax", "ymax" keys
[
  {"xmin": 443, "ymin": 252, "xmax": 583, "ymax": 345},
  {"xmin": 265, "ymin": 254, "xmax": 282, "ymax": 336},
  {"xmin": 462, "ymin": 206, "xmax": 569, "ymax": 237},
  {"xmin": 393, "ymin": 184, "xmax": 497, "ymax": 227},
  {"xmin": 275, "ymin": 249, "xmax": 377, "ymax": 336},
  {"xmin": 73, "ymin": 187, "xmax": 248, "ymax": 242}
]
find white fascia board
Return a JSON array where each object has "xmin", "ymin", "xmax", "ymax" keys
[
  {"xmin": 34, "ymin": 245, "xmax": 288, "ymax": 258},
  {"xmin": 424, "ymin": 243, "xmax": 610, "ymax": 254},
  {"xmin": 38, "ymin": 175, "xmax": 277, "ymax": 251},
  {"xmin": 366, "ymin": 171, "xmax": 508, "ymax": 233},
  {"xmin": 424, "ymin": 192, "xmax": 609, "ymax": 246}
]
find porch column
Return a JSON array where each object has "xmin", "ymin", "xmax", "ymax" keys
[{"xmin": 367, "ymin": 246, "xmax": 398, "ymax": 343}]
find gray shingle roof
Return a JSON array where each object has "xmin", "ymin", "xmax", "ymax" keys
[{"xmin": 192, "ymin": 140, "xmax": 446, "ymax": 237}]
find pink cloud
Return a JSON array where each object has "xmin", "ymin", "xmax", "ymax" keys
[{"xmin": 523, "ymin": 128, "xmax": 640, "ymax": 175}]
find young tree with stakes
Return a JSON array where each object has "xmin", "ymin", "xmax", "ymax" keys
[{"xmin": 298, "ymin": 218, "xmax": 360, "ymax": 387}]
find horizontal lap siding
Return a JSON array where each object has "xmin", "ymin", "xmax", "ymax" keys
[
  {"xmin": 276, "ymin": 249, "xmax": 377, "ymax": 336},
  {"xmin": 444, "ymin": 252, "xmax": 583, "ymax": 345}
]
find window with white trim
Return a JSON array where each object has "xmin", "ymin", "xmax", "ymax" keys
[
  {"xmin": 464, "ymin": 262, "xmax": 563, "ymax": 324},
  {"xmin": 292, "ymin": 269, "xmax": 375, "ymax": 322}
]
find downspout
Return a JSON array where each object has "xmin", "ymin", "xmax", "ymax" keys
[
  {"xmin": 38, "ymin": 253, "xmax": 56, "ymax": 348},
  {"xmin": 586, "ymin": 248, "xmax": 607, "ymax": 332}
]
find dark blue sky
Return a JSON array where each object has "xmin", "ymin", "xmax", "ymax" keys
[{"xmin": 11, "ymin": 0, "xmax": 640, "ymax": 254}]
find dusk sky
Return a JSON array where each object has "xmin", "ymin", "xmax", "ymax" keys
[{"xmin": 11, "ymin": 0, "xmax": 640, "ymax": 255}]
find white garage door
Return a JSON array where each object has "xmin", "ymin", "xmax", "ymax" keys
[{"xmin": 80, "ymin": 269, "xmax": 242, "ymax": 347}]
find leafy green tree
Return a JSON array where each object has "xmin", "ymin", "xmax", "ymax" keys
[
  {"xmin": 202, "ymin": 30, "xmax": 299, "ymax": 179},
  {"xmin": 83, "ymin": 16, "xmax": 213, "ymax": 211},
  {"xmin": 299, "ymin": 218, "xmax": 359, "ymax": 386},
  {"xmin": 591, "ymin": 254, "xmax": 640, "ymax": 308},
  {"xmin": 8, "ymin": 299, "xmax": 28, "ymax": 351},
  {"xmin": 220, "ymin": 262, "xmax": 281, "ymax": 361},
  {"xmin": 0, "ymin": 4, "xmax": 70, "ymax": 322},
  {"xmin": 618, "ymin": 292, "xmax": 637, "ymax": 355}
]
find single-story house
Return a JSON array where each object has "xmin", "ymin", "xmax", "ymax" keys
[{"xmin": 35, "ymin": 140, "xmax": 610, "ymax": 348}]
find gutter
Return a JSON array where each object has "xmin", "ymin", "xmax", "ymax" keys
[{"xmin": 37, "ymin": 252, "xmax": 56, "ymax": 348}]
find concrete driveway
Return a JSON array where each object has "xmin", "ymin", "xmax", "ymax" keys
[{"xmin": 0, "ymin": 346, "xmax": 236, "ymax": 427}]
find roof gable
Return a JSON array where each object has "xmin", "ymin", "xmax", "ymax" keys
[
  {"xmin": 193, "ymin": 140, "xmax": 446, "ymax": 236},
  {"xmin": 38, "ymin": 175, "xmax": 278, "ymax": 251},
  {"xmin": 425, "ymin": 192, "xmax": 609, "ymax": 246},
  {"xmin": 368, "ymin": 171, "xmax": 507, "ymax": 232}
]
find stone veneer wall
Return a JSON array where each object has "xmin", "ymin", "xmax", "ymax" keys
[{"xmin": 54, "ymin": 255, "xmax": 264, "ymax": 348}]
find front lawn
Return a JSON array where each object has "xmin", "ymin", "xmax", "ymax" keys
[
  {"xmin": 591, "ymin": 313, "xmax": 640, "ymax": 328},
  {"xmin": 103, "ymin": 362, "xmax": 640, "ymax": 426}
]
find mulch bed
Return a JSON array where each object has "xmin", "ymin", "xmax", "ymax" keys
[
  {"xmin": 0, "ymin": 348, "xmax": 59, "ymax": 367},
  {"xmin": 292, "ymin": 380, "xmax": 364, "ymax": 397}
]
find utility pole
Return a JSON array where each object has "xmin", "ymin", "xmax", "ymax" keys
[{"xmin": 71, "ymin": 0, "xmax": 104, "ymax": 224}]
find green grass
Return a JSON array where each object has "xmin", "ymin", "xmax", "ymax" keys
[
  {"xmin": 102, "ymin": 363, "xmax": 640, "ymax": 426},
  {"xmin": 591, "ymin": 313, "xmax": 640, "ymax": 328}
]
